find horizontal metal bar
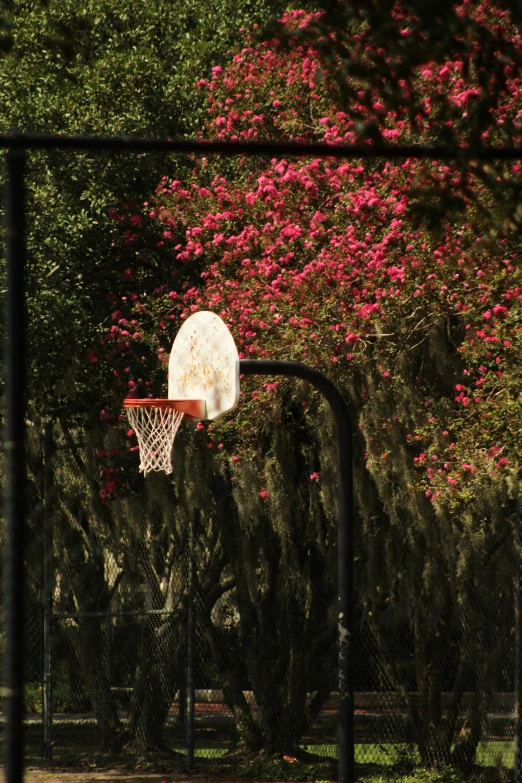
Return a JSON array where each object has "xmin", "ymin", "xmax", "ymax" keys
[
  {"xmin": 52, "ymin": 609, "xmax": 178, "ymax": 619},
  {"xmin": 1, "ymin": 133, "xmax": 522, "ymax": 160},
  {"xmin": 107, "ymin": 688, "xmax": 520, "ymax": 710}
]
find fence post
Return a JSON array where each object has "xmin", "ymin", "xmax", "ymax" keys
[
  {"xmin": 3, "ymin": 144, "xmax": 27, "ymax": 783},
  {"xmin": 105, "ymin": 617, "xmax": 112, "ymax": 682},
  {"xmin": 42, "ymin": 421, "xmax": 54, "ymax": 760},
  {"xmin": 515, "ymin": 499, "xmax": 522, "ymax": 783},
  {"xmin": 186, "ymin": 514, "xmax": 196, "ymax": 768}
]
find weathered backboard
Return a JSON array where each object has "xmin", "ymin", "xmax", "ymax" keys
[{"xmin": 168, "ymin": 311, "xmax": 240, "ymax": 420}]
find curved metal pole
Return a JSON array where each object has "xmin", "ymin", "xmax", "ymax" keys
[
  {"xmin": 240, "ymin": 360, "xmax": 354, "ymax": 783},
  {"xmin": 186, "ymin": 512, "xmax": 196, "ymax": 769}
]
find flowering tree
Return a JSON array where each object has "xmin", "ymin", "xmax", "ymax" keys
[{"xmin": 98, "ymin": 1, "xmax": 522, "ymax": 768}]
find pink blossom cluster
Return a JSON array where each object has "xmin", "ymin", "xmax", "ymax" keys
[{"xmin": 98, "ymin": 1, "xmax": 522, "ymax": 506}]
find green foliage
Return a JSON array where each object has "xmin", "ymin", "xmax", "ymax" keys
[
  {"xmin": 0, "ymin": 0, "xmax": 295, "ymax": 421},
  {"xmin": 232, "ymin": 755, "xmax": 466, "ymax": 782},
  {"xmin": 366, "ymin": 769, "xmax": 465, "ymax": 783},
  {"xmin": 24, "ymin": 679, "xmax": 89, "ymax": 713},
  {"xmin": 24, "ymin": 682, "xmax": 42, "ymax": 714},
  {"xmin": 2, "ymin": 0, "xmax": 296, "ymax": 139},
  {"xmin": 236, "ymin": 753, "xmax": 335, "ymax": 781}
]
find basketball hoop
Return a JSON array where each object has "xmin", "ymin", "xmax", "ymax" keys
[
  {"xmin": 123, "ymin": 311, "xmax": 240, "ymax": 476},
  {"xmin": 123, "ymin": 399, "xmax": 205, "ymax": 475}
]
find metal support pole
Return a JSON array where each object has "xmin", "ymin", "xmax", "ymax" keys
[
  {"xmin": 515, "ymin": 499, "xmax": 522, "ymax": 783},
  {"xmin": 239, "ymin": 360, "xmax": 354, "ymax": 783},
  {"xmin": 186, "ymin": 514, "xmax": 196, "ymax": 768},
  {"xmin": 3, "ymin": 146, "xmax": 27, "ymax": 783},
  {"xmin": 105, "ymin": 617, "xmax": 113, "ymax": 684},
  {"xmin": 42, "ymin": 422, "xmax": 54, "ymax": 760}
]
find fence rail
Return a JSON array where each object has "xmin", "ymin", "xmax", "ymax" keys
[{"xmin": 99, "ymin": 689, "xmax": 519, "ymax": 713}]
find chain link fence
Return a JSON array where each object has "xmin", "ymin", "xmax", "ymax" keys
[
  {"xmin": 13, "ymin": 536, "xmax": 521, "ymax": 778},
  {"xmin": 0, "ymin": 421, "xmax": 519, "ymax": 781},
  {"xmin": 18, "ymin": 591, "xmax": 520, "ymax": 776}
]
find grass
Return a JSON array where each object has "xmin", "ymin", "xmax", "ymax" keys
[
  {"xmin": 181, "ymin": 740, "xmax": 514, "ymax": 767},
  {"xmin": 11, "ymin": 724, "xmax": 516, "ymax": 781},
  {"xmin": 475, "ymin": 740, "xmax": 513, "ymax": 769},
  {"xmin": 302, "ymin": 742, "xmax": 514, "ymax": 769},
  {"xmin": 303, "ymin": 741, "xmax": 515, "ymax": 769}
]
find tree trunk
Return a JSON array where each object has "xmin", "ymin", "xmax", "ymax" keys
[
  {"xmin": 200, "ymin": 613, "xmax": 263, "ymax": 752},
  {"xmin": 369, "ymin": 586, "xmax": 459, "ymax": 769},
  {"xmin": 65, "ymin": 618, "xmax": 121, "ymax": 751},
  {"xmin": 413, "ymin": 588, "xmax": 456, "ymax": 768},
  {"xmin": 128, "ymin": 616, "xmax": 185, "ymax": 751},
  {"xmin": 451, "ymin": 606, "xmax": 512, "ymax": 774},
  {"xmin": 265, "ymin": 681, "xmax": 332, "ymax": 755}
]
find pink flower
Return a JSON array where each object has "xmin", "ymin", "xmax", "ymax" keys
[
  {"xmin": 259, "ymin": 490, "xmax": 269, "ymax": 499},
  {"xmin": 309, "ymin": 472, "xmax": 320, "ymax": 480},
  {"xmin": 345, "ymin": 332, "xmax": 360, "ymax": 345}
]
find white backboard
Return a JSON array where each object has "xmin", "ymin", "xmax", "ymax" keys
[{"xmin": 168, "ymin": 311, "xmax": 240, "ymax": 420}]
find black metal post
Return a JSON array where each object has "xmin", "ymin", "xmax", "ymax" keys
[
  {"xmin": 42, "ymin": 421, "xmax": 54, "ymax": 761},
  {"xmin": 3, "ymin": 146, "xmax": 27, "ymax": 783},
  {"xmin": 239, "ymin": 360, "xmax": 354, "ymax": 783},
  {"xmin": 515, "ymin": 499, "xmax": 522, "ymax": 783},
  {"xmin": 105, "ymin": 618, "xmax": 113, "ymax": 680},
  {"xmin": 186, "ymin": 514, "xmax": 196, "ymax": 769}
]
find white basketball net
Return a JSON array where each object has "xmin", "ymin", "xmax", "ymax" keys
[{"xmin": 125, "ymin": 405, "xmax": 184, "ymax": 475}]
